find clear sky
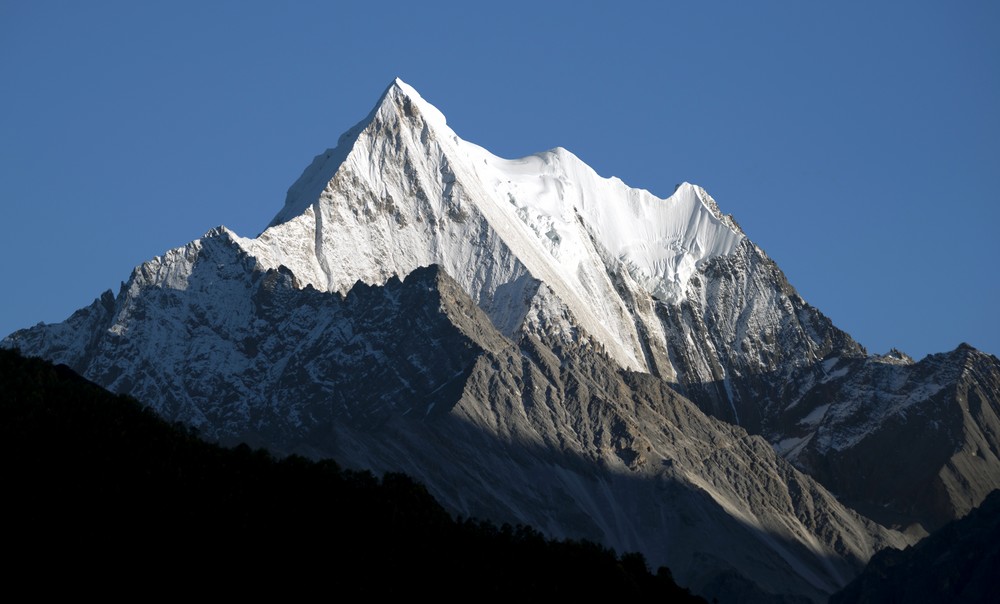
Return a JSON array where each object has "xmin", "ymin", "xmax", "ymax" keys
[{"xmin": 2, "ymin": 1, "xmax": 997, "ymax": 359}]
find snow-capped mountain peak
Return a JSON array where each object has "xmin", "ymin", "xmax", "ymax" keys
[
  {"xmin": 387, "ymin": 77, "xmax": 451, "ymax": 130},
  {"xmin": 268, "ymin": 78, "xmax": 451, "ymax": 228},
  {"xmin": 239, "ymin": 78, "xmax": 746, "ymax": 372},
  {"xmin": 7, "ymin": 78, "xmax": 1000, "ymax": 603}
]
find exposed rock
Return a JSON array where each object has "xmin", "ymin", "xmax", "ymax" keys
[
  {"xmin": 830, "ymin": 489, "xmax": 1000, "ymax": 604},
  {"xmin": 9, "ymin": 77, "xmax": 998, "ymax": 601},
  {"xmin": 3, "ymin": 237, "xmax": 911, "ymax": 602}
]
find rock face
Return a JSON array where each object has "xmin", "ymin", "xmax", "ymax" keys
[
  {"xmin": 661, "ymin": 238, "xmax": 1000, "ymax": 534},
  {"xmin": 3, "ymin": 233, "xmax": 907, "ymax": 602},
  {"xmin": 830, "ymin": 489, "xmax": 1000, "ymax": 604},
  {"xmin": 784, "ymin": 345, "xmax": 1000, "ymax": 533},
  {"xmin": 4, "ymin": 78, "xmax": 998, "ymax": 600},
  {"xmin": 5, "ymin": 231, "xmax": 498, "ymax": 447}
]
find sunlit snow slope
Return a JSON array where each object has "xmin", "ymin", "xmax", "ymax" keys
[{"xmin": 239, "ymin": 79, "xmax": 743, "ymax": 372}]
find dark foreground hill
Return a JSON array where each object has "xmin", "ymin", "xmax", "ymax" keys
[
  {"xmin": 830, "ymin": 488, "xmax": 1000, "ymax": 604},
  {"xmin": 0, "ymin": 348, "xmax": 703, "ymax": 600}
]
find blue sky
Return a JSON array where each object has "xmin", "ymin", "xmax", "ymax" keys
[{"xmin": 2, "ymin": 1, "xmax": 997, "ymax": 359}]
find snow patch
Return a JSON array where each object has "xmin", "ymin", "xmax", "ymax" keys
[{"xmin": 799, "ymin": 404, "xmax": 830, "ymax": 427}]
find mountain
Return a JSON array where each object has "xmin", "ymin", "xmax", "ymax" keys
[
  {"xmin": 5, "ymin": 78, "xmax": 998, "ymax": 600},
  {"xmin": 829, "ymin": 489, "xmax": 1000, "ymax": 604},
  {"xmin": 0, "ymin": 348, "xmax": 705, "ymax": 600},
  {"xmin": 781, "ymin": 344, "xmax": 1000, "ymax": 533},
  {"xmin": 3, "ymin": 230, "xmax": 907, "ymax": 601}
]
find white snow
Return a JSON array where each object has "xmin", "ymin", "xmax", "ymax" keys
[
  {"xmin": 815, "ymin": 369, "xmax": 950, "ymax": 453},
  {"xmin": 774, "ymin": 435, "xmax": 812, "ymax": 457},
  {"xmin": 464, "ymin": 144, "xmax": 743, "ymax": 303},
  {"xmin": 799, "ymin": 404, "xmax": 830, "ymax": 427},
  {"xmin": 234, "ymin": 78, "xmax": 744, "ymax": 372},
  {"xmin": 722, "ymin": 374, "xmax": 741, "ymax": 425},
  {"xmin": 822, "ymin": 367, "xmax": 850, "ymax": 383}
]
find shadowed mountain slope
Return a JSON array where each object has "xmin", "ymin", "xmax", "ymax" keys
[
  {"xmin": 830, "ymin": 489, "xmax": 1000, "ymax": 604},
  {"xmin": 0, "ymin": 347, "xmax": 704, "ymax": 601},
  {"xmin": 3, "ymin": 232, "xmax": 911, "ymax": 602}
]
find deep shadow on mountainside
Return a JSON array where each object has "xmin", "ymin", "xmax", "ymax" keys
[
  {"xmin": 2, "ymin": 249, "xmax": 912, "ymax": 604},
  {"xmin": 829, "ymin": 489, "xmax": 1000, "ymax": 604},
  {"xmin": 650, "ymin": 238, "xmax": 1000, "ymax": 537},
  {"xmin": 0, "ymin": 348, "xmax": 704, "ymax": 600},
  {"xmin": 676, "ymin": 343, "xmax": 1000, "ymax": 535}
]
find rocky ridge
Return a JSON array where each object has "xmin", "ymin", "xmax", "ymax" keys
[
  {"xmin": 3, "ymin": 228, "xmax": 909, "ymax": 601},
  {"xmin": 6, "ymin": 78, "xmax": 999, "ymax": 600}
]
